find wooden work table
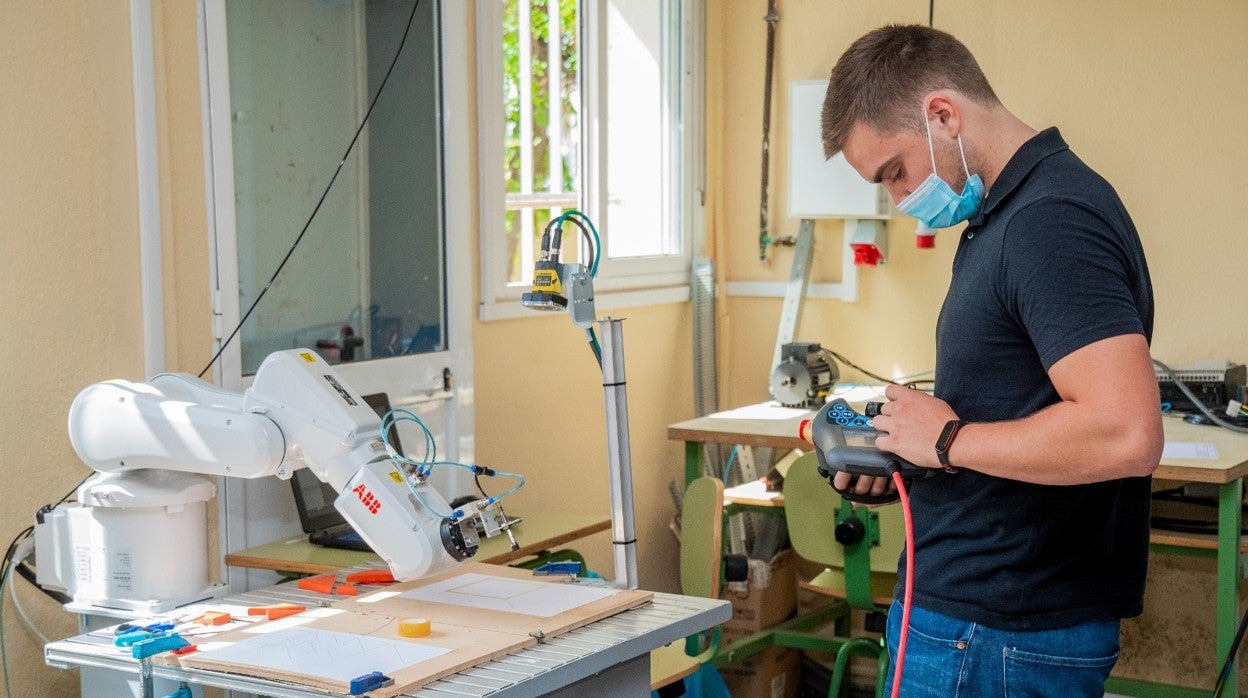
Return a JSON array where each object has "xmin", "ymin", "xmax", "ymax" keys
[
  {"xmin": 224, "ymin": 510, "xmax": 611, "ymax": 576},
  {"xmin": 670, "ymin": 400, "xmax": 1248, "ymax": 696}
]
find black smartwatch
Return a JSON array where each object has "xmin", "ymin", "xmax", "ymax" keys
[{"xmin": 935, "ymin": 419, "xmax": 967, "ymax": 473}]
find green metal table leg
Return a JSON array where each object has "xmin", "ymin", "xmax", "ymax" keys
[
  {"xmin": 685, "ymin": 441, "xmax": 703, "ymax": 487},
  {"xmin": 829, "ymin": 637, "xmax": 884, "ymax": 698},
  {"xmin": 875, "ymin": 647, "xmax": 890, "ymax": 698},
  {"xmin": 1217, "ymin": 478, "xmax": 1244, "ymax": 692}
]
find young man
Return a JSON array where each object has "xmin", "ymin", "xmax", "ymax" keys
[{"xmin": 819, "ymin": 25, "xmax": 1163, "ymax": 695}]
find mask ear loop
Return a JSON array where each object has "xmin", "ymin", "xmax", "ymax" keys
[
  {"xmin": 955, "ymin": 133, "xmax": 971, "ymax": 180},
  {"xmin": 921, "ymin": 109, "xmax": 939, "ymax": 174},
  {"xmin": 923, "ymin": 105, "xmax": 974, "ymax": 181}
]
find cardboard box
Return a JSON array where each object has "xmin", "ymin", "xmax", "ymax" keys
[
  {"xmin": 720, "ymin": 645, "xmax": 800, "ymax": 698},
  {"xmin": 722, "ymin": 549, "xmax": 797, "ymax": 645}
]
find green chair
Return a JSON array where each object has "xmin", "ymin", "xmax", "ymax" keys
[
  {"xmin": 781, "ymin": 452, "xmax": 903, "ymax": 698},
  {"xmin": 651, "ymin": 476, "xmax": 727, "ymax": 691}
]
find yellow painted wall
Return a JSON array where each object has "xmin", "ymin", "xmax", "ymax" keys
[
  {"xmin": 0, "ymin": 3, "xmax": 211, "ymax": 695},
  {"xmin": 1, "ymin": 4, "xmax": 143, "ymax": 696},
  {"xmin": 707, "ymin": 0, "xmax": 1248, "ymax": 692}
]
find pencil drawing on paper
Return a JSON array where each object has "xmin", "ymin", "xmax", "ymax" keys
[{"xmin": 400, "ymin": 572, "xmax": 616, "ymax": 617}]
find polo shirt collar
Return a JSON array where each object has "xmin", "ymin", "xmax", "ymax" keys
[{"xmin": 968, "ymin": 127, "xmax": 1068, "ymax": 226}]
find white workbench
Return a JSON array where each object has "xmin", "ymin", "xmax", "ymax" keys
[{"xmin": 46, "ymin": 570, "xmax": 730, "ymax": 697}]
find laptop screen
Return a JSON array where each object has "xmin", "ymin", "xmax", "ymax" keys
[{"xmin": 290, "ymin": 392, "xmax": 402, "ymax": 533}]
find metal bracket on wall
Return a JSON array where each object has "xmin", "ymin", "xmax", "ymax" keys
[{"xmin": 770, "ymin": 218, "xmax": 815, "ymax": 373}]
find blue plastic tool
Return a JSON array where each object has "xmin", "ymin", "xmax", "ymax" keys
[
  {"xmin": 131, "ymin": 633, "xmax": 190, "ymax": 659},
  {"xmin": 115, "ymin": 621, "xmax": 174, "ymax": 636},
  {"xmin": 115, "ymin": 630, "xmax": 164, "ymax": 647},
  {"xmin": 349, "ymin": 671, "xmax": 393, "ymax": 695},
  {"xmin": 531, "ymin": 561, "xmax": 581, "ymax": 576}
]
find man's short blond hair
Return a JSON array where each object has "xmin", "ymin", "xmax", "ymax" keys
[{"xmin": 821, "ymin": 25, "xmax": 999, "ymax": 158}]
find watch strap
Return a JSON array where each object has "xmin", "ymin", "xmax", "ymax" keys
[{"xmin": 935, "ymin": 419, "xmax": 967, "ymax": 471}]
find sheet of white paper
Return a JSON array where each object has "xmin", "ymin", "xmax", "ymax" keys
[
  {"xmin": 358, "ymin": 590, "xmax": 401, "ymax": 604},
  {"xmin": 197, "ymin": 626, "xmax": 449, "ymax": 683},
  {"xmin": 1162, "ymin": 442, "xmax": 1220, "ymax": 460},
  {"xmin": 243, "ymin": 607, "xmax": 342, "ymax": 634},
  {"xmin": 724, "ymin": 480, "xmax": 781, "ymax": 502},
  {"xmin": 399, "ymin": 572, "xmax": 616, "ymax": 617}
]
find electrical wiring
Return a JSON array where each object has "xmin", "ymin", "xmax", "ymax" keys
[
  {"xmin": 12, "ymin": 563, "xmax": 69, "ymax": 606},
  {"xmin": 424, "ymin": 462, "xmax": 526, "ymax": 503},
  {"xmin": 0, "ymin": 527, "xmax": 30, "ymax": 698},
  {"xmin": 1153, "ymin": 358, "xmax": 1248, "ymax": 434},
  {"xmin": 722, "ymin": 445, "xmax": 740, "ymax": 486},
  {"xmin": 198, "ymin": 0, "xmax": 423, "ymax": 379},
  {"xmin": 377, "ymin": 409, "xmax": 525, "ymax": 519},
  {"xmin": 888, "ymin": 468, "xmax": 916, "ymax": 698},
  {"xmin": 586, "ymin": 328, "xmax": 603, "ymax": 366},
  {"xmin": 1214, "ymin": 605, "xmax": 1248, "ymax": 697},
  {"xmin": 555, "ymin": 210, "xmax": 601, "ymax": 277},
  {"xmin": 546, "ymin": 214, "xmax": 595, "ymax": 275},
  {"xmin": 823, "ymin": 350, "xmax": 903, "ymax": 387},
  {"xmin": 1, "ymin": 564, "xmax": 10, "ymax": 698},
  {"xmin": 57, "ymin": 475, "xmax": 90, "ymax": 506},
  {"xmin": 7, "ymin": 540, "xmax": 49, "ymax": 645},
  {"xmin": 381, "ymin": 408, "xmax": 437, "ymax": 465}
]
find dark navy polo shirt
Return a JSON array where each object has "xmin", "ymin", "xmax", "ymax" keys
[{"xmin": 901, "ymin": 127, "xmax": 1155, "ymax": 630}]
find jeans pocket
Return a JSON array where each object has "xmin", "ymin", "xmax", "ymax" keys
[
  {"xmin": 887, "ymin": 603, "xmax": 970, "ymax": 696},
  {"xmin": 1003, "ymin": 646, "xmax": 1119, "ymax": 698}
]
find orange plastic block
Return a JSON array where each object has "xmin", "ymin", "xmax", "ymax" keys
[
  {"xmin": 297, "ymin": 574, "xmax": 337, "ymax": 595},
  {"xmin": 247, "ymin": 604, "xmax": 307, "ymax": 620},
  {"xmin": 335, "ymin": 583, "xmax": 358, "ymax": 596},
  {"xmin": 264, "ymin": 606, "xmax": 306, "ymax": 620},
  {"xmin": 345, "ymin": 570, "xmax": 395, "ymax": 585},
  {"xmin": 196, "ymin": 611, "xmax": 231, "ymax": 626}
]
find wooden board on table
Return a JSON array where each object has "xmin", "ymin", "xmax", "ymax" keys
[
  {"xmin": 336, "ymin": 561, "xmax": 654, "ymax": 638},
  {"xmin": 166, "ymin": 608, "xmax": 530, "ymax": 697},
  {"xmin": 160, "ymin": 562, "xmax": 652, "ymax": 697}
]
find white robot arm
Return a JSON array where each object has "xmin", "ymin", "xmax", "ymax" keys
[{"xmin": 65, "ymin": 349, "xmax": 491, "ymax": 583}]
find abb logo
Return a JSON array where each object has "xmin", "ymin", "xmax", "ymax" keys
[{"xmin": 352, "ymin": 483, "xmax": 381, "ymax": 515}]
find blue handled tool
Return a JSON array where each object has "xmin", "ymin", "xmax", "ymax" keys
[
  {"xmin": 131, "ymin": 633, "xmax": 190, "ymax": 659},
  {"xmin": 114, "ymin": 621, "xmax": 174, "ymax": 636},
  {"xmin": 116, "ymin": 630, "xmax": 166, "ymax": 647},
  {"xmin": 532, "ymin": 561, "xmax": 581, "ymax": 576},
  {"xmin": 349, "ymin": 671, "xmax": 393, "ymax": 695}
]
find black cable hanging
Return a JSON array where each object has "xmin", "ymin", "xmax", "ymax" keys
[{"xmin": 199, "ymin": 0, "xmax": 422, "ymax": 379}]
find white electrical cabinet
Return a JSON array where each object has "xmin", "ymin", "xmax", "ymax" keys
[{"xmin": 788, "ymin": 80, "xmax": 892, "ymax": 219}]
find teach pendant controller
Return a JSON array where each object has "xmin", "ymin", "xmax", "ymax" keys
[{"xmin": 799, "ymin": 399, "xmax": 934, "ymax": 502}]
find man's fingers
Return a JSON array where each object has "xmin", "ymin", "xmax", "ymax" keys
[{"xmin": 832, "ymin": 471, "xmax": 852, "ymax": 491}]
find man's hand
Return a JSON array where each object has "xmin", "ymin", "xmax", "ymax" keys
[
  {"xmin": 831, "ymin": 471, "xmax": 897, "ymax": 502},
  {"xmin": 870, "ymin": 384, "xmax": 959, "ymax": 469}
]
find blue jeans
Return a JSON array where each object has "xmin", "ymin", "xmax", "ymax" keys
[{"xmin": 884, "ymin": 600, "xmax": 1120, "ymax": 697}]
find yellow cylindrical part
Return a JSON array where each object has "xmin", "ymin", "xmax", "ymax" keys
[{"xmin": 399, "ymin": 617, "xmax": 432, "ymax": 638}]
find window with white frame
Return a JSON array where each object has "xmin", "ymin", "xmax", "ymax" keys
[
  {"xmin": 201, "ymin": 0, "xmax": 479, "ymax": 591},
  {"xmin": 478, "ymin": 0, "xmax": 702, "ymax": 317}
]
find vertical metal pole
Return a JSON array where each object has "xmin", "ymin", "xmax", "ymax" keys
[{"xmin": 598, "ymin": 317, "xmax": 639, "ymax": 590}]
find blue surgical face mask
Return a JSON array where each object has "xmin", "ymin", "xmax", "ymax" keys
[{"xmin": 896, "ymin": 112, "xmax": 984, "ymax": 229}]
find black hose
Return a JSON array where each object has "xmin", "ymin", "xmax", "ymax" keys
[{"xmin": 1213, "ymin": 606, "xmax": 1248, "ymax": 697}]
